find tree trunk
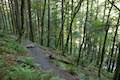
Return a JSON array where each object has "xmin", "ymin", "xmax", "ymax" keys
[
  {"xmin": 41, "ymin": 0, "xmax": 46, "ymax": 45},
  {"xmin": 77, "ymin": 0, "xmax": 89, "ymax": 65},
  {"xmin": 47, "ymin": 0, "xmax": 50, "ymax": 47},
  {"xmin": 17, "ymin": 0, "xmax": 25, "ymax": 42},
  {"xmin": 27, "ymin": 0, "xmax": 34, "ymax": 42}
]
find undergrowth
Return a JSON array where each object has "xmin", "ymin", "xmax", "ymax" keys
[
  {"xmin": 0, "ymin": 33, "xmax": 64, "ymax": 80},
  {"xmin": 0, "ymin": 33, "xmax": 26, "ymax": 54},
  {"xmin": 51, "ymin": 59, "xmax": 113, "ymax": 80},
  {"xmin": 35, "ymin": 42, "xmax": 113, "ymax": 80}
]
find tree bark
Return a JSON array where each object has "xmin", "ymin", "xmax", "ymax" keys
[
  {"xmin": 41, "ymin": 0, "xmax": 46, "ymax": 45},
  {"xmin": 47, "ymin": 0, "xmax": 50, "ymax": 47},
  {"xmin": 27, "ymin": 0, "xmax": 34, "ymax": 42}
]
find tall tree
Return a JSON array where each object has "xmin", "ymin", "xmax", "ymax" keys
[
  {"xmin": 41, "ymin": 0, "xmax": 46, "ymax": 45},
  {"xmin": 27, "ymin": 0, "xmax": 34, "ymax": 42},
  {"xmin": 36, "ymin": 0, "xmax": 41, "ymax": 43},
  {"xmin": 47, "ymin": 0, "xmax": 50, "ymax": 47},
  {"xmin": 17, "ymin": 0, "xmax": 25, "ymax": 42},
  {"xmin": 13, "ymin": 0, "xmax": 21, "ymax": 38},
  {"xmin": 77, "ymin": 0, "xmax": 89, "ymax": 65},
  {"xmin": 70, "ymin": 0, "xmax": 74, "ymax": 54},
  {"xmin": 61, "ymin": 0, "xmax": 64, "ymax": 52}
]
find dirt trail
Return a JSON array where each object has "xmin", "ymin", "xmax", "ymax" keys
[{"xmin": 23, "ymin": 40, "xmax": 79, "ymax": 80}]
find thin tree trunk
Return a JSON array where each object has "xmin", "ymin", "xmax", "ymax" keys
[
  {"xmin": 35, "ymin": 0, "xmax": 41, "ymax": 43},
  {"xmin": 95, "ymin": 0, "xmax": 99, "ymax": 20},
  {"xmin": 96, "ymin": 41, "xmax": 102, "ymax": 66},
  {"xmin": 1, "ymin": 0, "xmax": 8, "ymax": 31},
  {"xmin": 0, "ymin": 2, "xmax": 5, "ymax": 31},
  {"xmin": 17, "ymin": 0, "xmax": 25, "ymax": 42},
  {"xmin": 8, "ymin": 0, "xmax": 15, "ymax": 33},
  {"xmin": 77, "ymin": 0, "xmax": 89, "ymax": 65},
  {"xmin": 9, "ymin": 0, "xmax": 16, "ymax": 33},
  {"xmin": 4, "ymin": 0, "xmax": 12, "ymax": 32},
  {"xmin": 47, "ymin": 0, "xmax": 50, "ymax": 47},
  {"xmin": 41, "ymin": 0, "xmax": 46, "ymax": 45},
  {"xmin": 111, "ymin": 47, "xmax": 118, "ymax": 72},
  {"xmin": 64, "ymin": 0, "xmax": 84, "ymax": 54},
  {"xmin": 14, "ymin": 0, "xmax": 21, "ymax": 36},
  {"xmin": 70, "ymin": 0, "xmax": 74, "ymax": 55}
]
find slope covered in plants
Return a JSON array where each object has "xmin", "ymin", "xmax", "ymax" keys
[{"xmin": 0, "ymin": 33, "xmax": 64, "ymax": 80}]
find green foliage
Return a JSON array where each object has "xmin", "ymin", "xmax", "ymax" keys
[
  {"xmin": 0, "ymin": 56, "xmax": 5, "ymax": 67},
  {"xmin": 17, "ymin": 56, "xmax": 34, "ymax": 66},
  {"xmin": 0, "ymin": 33, "xmax": 26, "ymax": 54},
  {"xmin": 3, "ymin": 65, "xmax": 41, "ymax": 80},
  {"xmin": 0, "ymin": 55, "xmax": 64, "ymax": 80},
  {"xmin": 52, "ymin": 60, "xmax": 78, "ymax": 75},
  {"xmin": 1, "ymin": 64, "xmax": 63, "ymax": 80},
  {"xmin": 73, "ymin": 31, "xmax": 80, "ymax": 39},
  {"xmin": 91, "ymin": 19, "xmax": 103, "ymax": 28},
  {"xmin": 52, "ymin": 59, "xmax": 113, "ymax": 80}
]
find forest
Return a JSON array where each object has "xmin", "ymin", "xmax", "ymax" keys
[{"xmin": 0, "ymin": 0, "xmax": 120, "ymax": 80}]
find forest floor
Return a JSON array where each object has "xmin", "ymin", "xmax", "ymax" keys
[
  {"xmin": 23, "ymin": 40, "xmax": 113, "ymax": 80},
  {"xmin": 0, "ymin": 33, "xmax": 113, "ymax": 80},
  {"xmin": 0, "ymin": 33, "xmax": 64, "ymax": 80},
  {"xmin": 23, "ymin": 40, "xmax": 79, "ymax": 80}
]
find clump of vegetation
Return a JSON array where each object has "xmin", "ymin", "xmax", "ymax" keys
[
  {"xmin": 0, "ymin": 33, "xmax": 26, "ymax": 54},
  {"xmin": 51, "ymin": 59, "xmax": 113, "ymax": 80}
]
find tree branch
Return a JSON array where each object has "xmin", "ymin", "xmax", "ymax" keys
[{"xmin": 108, "ymin": 0, "xmax": 120, "ymax": 11}]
